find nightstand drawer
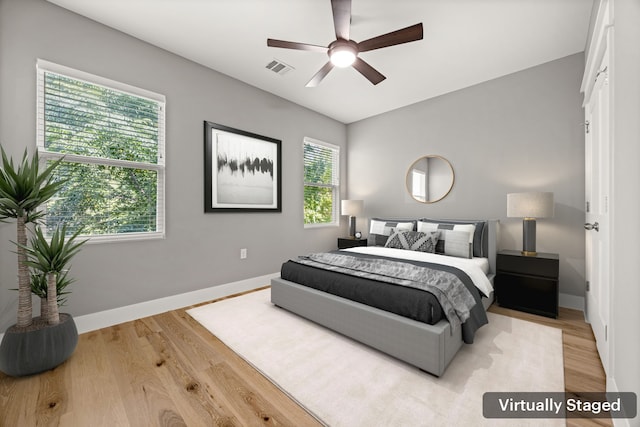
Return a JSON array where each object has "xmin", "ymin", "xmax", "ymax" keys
[
  {"xmin": 495, "ymin": 274, "xmax": 558, "ymax": 317},
  {"xmin": 496, "ymin": 249, "xmax": 559, "ymax": 318},
  {"xmin": 337, "ymin": 237, "xmax": 367, "ymax": 249},
  {"xmin": 497, "ymin": 250, "xmax": 558, "ymax": 278}
]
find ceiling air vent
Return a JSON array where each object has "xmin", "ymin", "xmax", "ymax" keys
[{"xmin": 265, "ymin": 59, "xmax": 294, "ymax": 75}]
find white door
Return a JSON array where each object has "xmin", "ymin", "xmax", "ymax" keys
[{"xmin": 584, "ymin": 46, "xmax": 611, "ymax": 372}]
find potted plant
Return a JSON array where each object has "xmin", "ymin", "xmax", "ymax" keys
[
  {"xmin": 23, "ymin": 225, "xmax": 86, "ymax": 325},
  {"xmin": 3, "ymin": 225, "xmax": 87, "ymax": 375},
  {"xmin": 0, "ymin": 225, "xmax": 86, "ymax": 376},
  {"xmin": 0, "ymin": 145, "xmax": 83, "ymax": 376}
]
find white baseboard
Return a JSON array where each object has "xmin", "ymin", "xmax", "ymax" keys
[
  {"xmin": 559, "ymin": 292, "xmax": 585, "ymax": 312},
  {"xmin": 0, "ymin": 272, "xmax": 278, "ymax": 342},
  {"xmin": 74, "ymin": 272, "xmax": 278, "ymax": 334},
  {"xmin": 608, "ymin": 376, "xmax": 638, "ymax": 427}
]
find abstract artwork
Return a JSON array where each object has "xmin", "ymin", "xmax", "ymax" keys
[{"xmin": 204, "ymin": 121, "xmax": 281, "ymax": 212}]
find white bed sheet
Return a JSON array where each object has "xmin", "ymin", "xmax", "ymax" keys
[{"xmin": 341, "ymin": 246, "xmax": 494, "ymax": 297}]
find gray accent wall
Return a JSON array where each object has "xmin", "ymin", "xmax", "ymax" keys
[
  {"xmin": 347, "ymin": 53, "xmax": 586, "ymax": 298},
  {"xmin": 0, "ymin": 0, "xmax": 347, "ymax": 332}
]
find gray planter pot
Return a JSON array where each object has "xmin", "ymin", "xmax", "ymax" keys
[{"xmin": 0, "ymin": 313, "xmax": 78, "ymax": 377}]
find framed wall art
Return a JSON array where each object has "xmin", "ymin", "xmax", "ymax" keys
[{"xmin": 204, "ymin": 121, "xmax": 282, "ymax": 212}]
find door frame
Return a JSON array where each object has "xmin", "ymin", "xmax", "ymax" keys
[{"xmin": 580, "ymin": 0, "xmax": 614, "ymax": 378}]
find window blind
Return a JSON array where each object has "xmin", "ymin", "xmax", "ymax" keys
[
  {"xmin": 36, "ymin": 59, "xmax": 166, "ymax": 241},
  {"xmin": 303, "ymin": 137, "xmax": 340, "ymax": 226},
  {"xmin": 303, "ymin": 138, "xmax": 339, "ymax": 187}
]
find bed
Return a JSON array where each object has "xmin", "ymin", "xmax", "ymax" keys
[{"xmin": 270, "ymin": 218, "xmax": 499, "ymax": 377}]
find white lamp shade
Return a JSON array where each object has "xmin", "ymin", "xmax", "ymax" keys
[
  {"xmin": 507, "ymin": 192, "xmax": 554, "ymax": 219},
  {"xmin": 341, "ymin": 199, "xmax": 363, "ymax": 216}
]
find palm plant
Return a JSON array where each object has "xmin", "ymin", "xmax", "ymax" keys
[
  {"xmin": 30, "ymin": 269, "xmax": 74, "ymax": 321},
  {"xmin": 20, "ymin": 225, "xmax": 86, "ymax": 325},
  {"xmin": 0, "ymin": 146, "xmax": 65, "ymax": 328}
]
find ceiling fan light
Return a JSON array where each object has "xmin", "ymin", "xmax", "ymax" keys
[{"xmin": 330, "ymin": 48, "xmax": 356, "ymax": 68}]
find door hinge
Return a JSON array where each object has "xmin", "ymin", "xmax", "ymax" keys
[
  {"xmin": 605, "ymin": 325, "xmax": 608, "ymax": 341},
  {"xmin": 595, "ymin": 66, "xmax": 609, "ymax": 82},
  {"xmin": 586, "ymin": 281, "xmax": 590, "ymax": 292},
  {"xmin": 586, "ymin": 201, "xmax": 590, "ymax": 213},
  {"xmin": 585, "ymin": 120, "xmax": 590, "ymax": 134}
]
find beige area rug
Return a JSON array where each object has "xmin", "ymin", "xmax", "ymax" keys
[{"xmin": 187, "ymin": 289, "xmax": 565, "ymax": 427}]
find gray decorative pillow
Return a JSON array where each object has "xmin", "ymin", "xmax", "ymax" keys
[
  {"xmin": 417, "ymin": 222, "xmax": 475, "ymax": 258},
  {"xmin": 368, "ymin": 218, "xmax": 416, "ymax": 246},
  {"xmin": 418, "ymin": 219, "xmax": 487, "ymax": 257},
  {"xmin": 385, "ymin": 230, "xmax": 440, "ymax": 253}
]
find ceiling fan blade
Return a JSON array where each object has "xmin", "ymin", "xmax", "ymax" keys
[
  {"xmin": 306, "ymin": 62, "xmax": 335, "ymax": 87},
  {"xmin": 267, "ymin": 39, "xmax": 328, "ymax": 53},
  {"xmin": 352, "ymin": 57, "xmax": 386, "ymax": 85},
  {"xmin": 331, "ymin": 0, "xmax": 351, "ymax": 40},
  {"xmin": 357, "ymin": 23, "xmax": 424, "ymax": 52}
]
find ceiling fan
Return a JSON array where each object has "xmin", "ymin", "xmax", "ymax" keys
[{"xmin": 267, "ymin": 0, "xmax": 423, "ymax": 87}]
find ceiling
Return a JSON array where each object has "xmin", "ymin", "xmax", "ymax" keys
[{"xmin": 47, "ymin": 0, "xmax": 594, "ymax": 124}]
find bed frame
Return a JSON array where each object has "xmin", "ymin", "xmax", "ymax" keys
[{"xmin": 270, "ymin": 219, "xmax": 499, "ymax": 377}]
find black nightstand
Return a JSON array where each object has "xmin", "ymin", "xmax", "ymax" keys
[
  {"xmin": 337, "ymin": 237, "xmax": 367, "ymax": 249},
  {"xmin": 495, "ymin": 249, "xmax": 559, "ymax": 318}
]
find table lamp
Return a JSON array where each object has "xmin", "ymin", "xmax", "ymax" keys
[
  {"xmin": 341, "ymin": 200, "xmax": 363, "ymax": 238},
  {"xmin": 507, "ymin": 192, "xmax": 554, "ymax": 256}
]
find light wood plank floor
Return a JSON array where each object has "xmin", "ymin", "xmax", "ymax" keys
[
  {"xmin": 0, "ymin": 288, "xmax": 611, "ymax": 427},
  {"xmin": 488, "ymin": 305, "xmax": 612, "ymax": 427}
]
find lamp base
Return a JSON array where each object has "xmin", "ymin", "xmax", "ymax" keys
[
  {"xmin": 522, "ymin": 218, "xmax": 537, "ymax": 256},
  {"xmin": 348, "ymin": 216, "xmax": 356, "ymax": 238}
]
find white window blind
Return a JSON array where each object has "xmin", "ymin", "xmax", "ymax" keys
[
  {"xmin": 303, "ymin": 137, "xmax": 340, "ymax": 226},
  {"xmin": 36, "ymin": 59, "xmax": 166, "ymax": 241}
]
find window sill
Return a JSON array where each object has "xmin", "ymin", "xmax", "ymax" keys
[
  {"xmin": 304, "ymin": 222, "xmax": 339, "ymax": 229},
  {"xmin": 82, "ymin": 231, "xmax": 166, "ymax": 244}
]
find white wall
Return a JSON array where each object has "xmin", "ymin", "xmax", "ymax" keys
[
  {"xmin": 609, "ymin": 0, "xmax": 640, "ymax": 422},
  {"xmin": 0, "ymin": 0, "xmax": 347, "ymax": 332},
  {"xmin": 347, "ymin": 54, "xmax": 586, "ymax": 299}
]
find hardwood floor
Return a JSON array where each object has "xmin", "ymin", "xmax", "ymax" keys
[
  {"xmin": 0, "ymin": 289, "xmax": 611, "ymax": 427},
  {"xmin": 488, "ymin": 305, "xmax": 612, "ymax": 427}
]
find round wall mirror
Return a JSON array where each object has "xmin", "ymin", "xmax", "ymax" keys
[{"xmin": 405, "ymin": 155, "xmax": 455, "ymax": 203}]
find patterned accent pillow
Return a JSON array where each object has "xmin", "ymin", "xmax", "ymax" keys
[
  {"xmin": 417, "ymin": 222, "xmax": 475, "ymax": 258},
  {"xmin": 368, "ymin": 218, "xmax": 416, "ymax": 246},
  {"xmin": 418, "ymin": 219, "xmax": 486, "ymax": 257},
  {"xmin": 384, "ymin": 230, "xmax": 440, "ymax": 253}
]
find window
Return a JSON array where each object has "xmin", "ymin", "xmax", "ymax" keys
[
  {"xmin": 411, "ymin": 169, "xmax": 426, "ymax": 202},
  {"xmin": 303, "ymin": 137, "xmax": 339, "ymax": 227},
  {"xmin": 36, "ymin": 60, "xmax": 165, "ymax": 241}
]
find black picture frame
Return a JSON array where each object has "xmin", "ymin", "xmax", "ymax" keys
[{"xmin": 204, "ymin": 121, "xmax": 282, "ymax": 213}]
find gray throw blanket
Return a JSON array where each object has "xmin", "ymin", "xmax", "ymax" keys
[{"xmin": 295, "ymin": 252, "xmax": 477, "ymax": 332}]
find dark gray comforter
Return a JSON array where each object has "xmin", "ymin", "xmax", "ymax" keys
[{"xmin": 282, "ymin": 250, "xmax": 488, "ymax": 343}]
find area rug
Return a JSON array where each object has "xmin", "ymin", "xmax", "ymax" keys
[{"xmin": 187, "ymin": 289, "xmax": 565, "ymax": 426}]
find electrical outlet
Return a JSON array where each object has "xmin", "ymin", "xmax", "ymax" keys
[{"xmin": 240, "ymin": 248, "xmax": 247, "ymax": 259}]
